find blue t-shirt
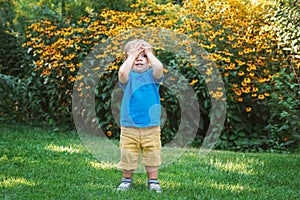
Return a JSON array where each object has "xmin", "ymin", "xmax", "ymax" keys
[{"xmin": 120, "ymin": 69, "xmax": 163, "ymax": 127}]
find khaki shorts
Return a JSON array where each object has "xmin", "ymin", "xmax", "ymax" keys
[{"xmin": 117, "ymin": 126, "xmax": 161, "ymax": 170}]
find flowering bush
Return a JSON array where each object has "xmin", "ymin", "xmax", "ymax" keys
[
  {"xmin": 263, "ymin": 1, "xmax": 300, "ymax": 152},
  {"xmin": 21, "ymin": 0, "xmax": 299, "ymax": 151}
]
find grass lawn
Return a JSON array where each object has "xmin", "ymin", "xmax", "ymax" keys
[{"xmin": 0, "ymin": 124, "xmax": 299, "ymax": 200}]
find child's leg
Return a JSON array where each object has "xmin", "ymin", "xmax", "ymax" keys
[
  {"xmin": 117, "ymin": 127, "xmax": 141, "ymax": 191},
  {"xmin": 141, "ymin": 126, "xmax": 161, "ymax": 181},
  {"xmin": 145, "ymin": 166, "xmax": 158, "ymax": 180},
  {"xmin": 146, "ymin": 166, "xmax": 161, "ymax": 192},
  {"xmin": 123, "ymin": 169, "xmax": 134, "ymax": 179}
]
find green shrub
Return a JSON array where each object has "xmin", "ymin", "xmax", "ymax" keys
[
  {"xmin": 0, "ymin": 74, "xmax": 32, "ymax": 123},
  {"xmin": 261, "ymin": 0, "xmax": 300, "ymax": 152},
  {"xmin": 11, "ymin": 0, "xmax": 300, "ymax": 152}
]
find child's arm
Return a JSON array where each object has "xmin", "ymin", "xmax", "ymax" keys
[
  {"xmin": 119, "ymin": 44, "xmax": 143, "ymax": 84},
  {"xmin": 145, "ymin": 48, "xmax": 164, "ymax": 80},
  {"xmin": 118, "ymin": 55, "xmax": 135, "ymax": 84}
]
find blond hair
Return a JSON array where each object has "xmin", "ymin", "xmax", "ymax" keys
[{"xmin": 124, "ymin": 39, "xmax": 153, "ymax": 55}]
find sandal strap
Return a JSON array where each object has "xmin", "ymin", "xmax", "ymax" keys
[
  {"xmin": 148, "ymin": 179, "xmax": 160, "ymax": 185},
  {"xmin": 121, "ymin": 178, "xmax": 132, "ymax": 183}
]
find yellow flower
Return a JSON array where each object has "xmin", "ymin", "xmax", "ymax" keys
[
  {"xmin": 77, "ymin": 28, "xmax": 84, "ymax": 33},
  {"xmin": 238, "ymin": 71, "xmax": 245, "ymax": 76},
  {"xmin": 68, "ymin": 76, "xmax": 76, "ymax": 82},
  {"xmin": 258, "ymin": 94, "xmax": 265, "ymax": 100},
  {"xmin": 70, "ymin": 67, "xmax": 76, "ymax": 72},
  {"xmin": 106, "ymin": 131, "xmax": 112, "ymax": 137},
  {"xmin": 252, "ymin": 87, "xmax": 259, "ymax": 92},
  {"xmin": 246, "ymin": 107, "xmax": 252, "ymax": 112},
  {"xmin": 258, "ymin": 78, "xmax": 265, "ymax": 83},
  {"xmin": 190, "ymin": 79, "xmax": 198, "ymax": 85},
  {"xmin": 244, "ymin": 78, "xmax": 251, "ymax": 84},
  {"xmin": 224, "ymin": 57, "xmax": 231, "ymax": 63},
  {"xmin": 237, "ymin": 97, "xmax": 243, "ymax": 102},
  {"xmin": 250, "ymin": 65, "xmax": 257, "ymax": 71},
  {"xmin": 272, "ymin": 58, "xmax": 278, "ymax": 62},
  {"xmin": 228, "ymin": 35, "xmax": 235, "ymax": 41},
  {"xmin": 82, "ymin": 17, "xmax": 91, "ymax": 23},
  {"xmin": 242, "ymin": 87, "xmax": 251, "ymax": 93},
  {"xmin": 206, "ymin": 68, "xmax": 213, "ymax": 75},
  {"xmin": 43, "ymin": 69, "xmax": 50, "ymax": 75},
  {"xmin": 190, "ymin": 55, "xmax": 197, "ymax": 61},
  {"xmin": 235, "ymin": 90, "xmax": 242, "ymax": 96},
  {"xmin": 244, "ymin": 48, "xmax": 253, "ymax": 54},
  {"xmin": 263, "ymin": 69, "xmax": 270, "ymax": 74},
  {"xmin": 241, "ymin": 81, "xmax": 248, "ymax": 87},
  {"xmin": 215, "ymin": 91, "xmax": 224, "ymax": 98}
]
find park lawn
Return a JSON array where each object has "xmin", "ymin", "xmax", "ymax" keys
[{"xmin": 0, "ymin": 124, "xmax": 299, "ymax": 200}]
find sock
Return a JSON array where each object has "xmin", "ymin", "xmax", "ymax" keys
[{"xmin": 121, "ymin": 177, "xmax": 132, "ymax": 183}]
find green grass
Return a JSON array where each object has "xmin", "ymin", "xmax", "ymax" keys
[{"xmin": 0, "ymin": 124, "xmax": 299, "ymax": 200}]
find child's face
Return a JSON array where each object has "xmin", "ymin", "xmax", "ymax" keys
[{"xmin": 132, "ymin": 51, "xmax": 149, "ymax": 73}]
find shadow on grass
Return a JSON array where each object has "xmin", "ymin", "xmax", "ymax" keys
[
  {"xmin": 159, "ymin": 150, "xmax": 300, "ymax": 199},
  {"xmin": 1, "ymin": 124, "xmax": 299, "ymax": 199},
  {"xmin": 0, "ymin": 124, "xmax": 121, "ymax": 198}
]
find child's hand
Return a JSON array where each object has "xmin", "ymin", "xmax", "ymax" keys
[
  {"xmin": 127, "ymin": 43, "xmax": 144, "ymax": 58},
  {"xmin": 144, "ymin": 46, "xmax": 153, "ymax": 55},
  {"xmin": 142, "ymin": 43, "xmax": 153, "ymax": 55}
]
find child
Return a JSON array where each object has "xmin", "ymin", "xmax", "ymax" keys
[{"xmin": 117, "ymin": 39, "xmax": 164, "ymax": 192}]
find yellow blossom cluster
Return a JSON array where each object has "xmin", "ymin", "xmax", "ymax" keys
[
  {"xmin": 22, "ymin": 0, "xmax": 299, "ymax": 112},
  {"xmin": 23, "ymin": 18, "xmax": 107, "ymax": 81},
  {"xmin": 178, "ymin": 0, "xmax": 298, "ymax": 112}
]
